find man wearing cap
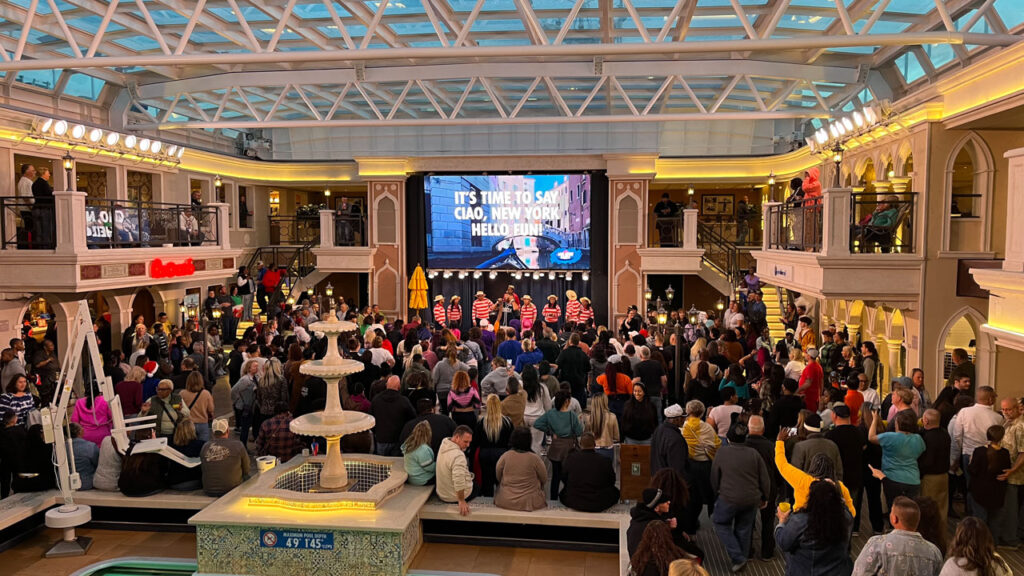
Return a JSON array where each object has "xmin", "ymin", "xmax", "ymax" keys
[
  {"xmin": 432, "ymin": 295, "xmax": 447, "ymax": 329},
  {"xmin": 447, "ymin": 296, "xmax": 463, "ymax": 331},
  {"xmin": 798, "ymin": 346, "xmax": 824, "ymax": 412},
  {"xmin": 565, "ymin": 290, "xmax": 581, "ymax": 325},
  {"xmin": 651, "ymin": 404, "xmax": 688, "ymax": 477},
  {"xmin": 471, "ymin": 291, "xmax": 494, "ymax": 326},
  {"xmin": 627, "ymin": 487, "xmax": 677, "ymax": 557},
  {"xmin": 542, "ymin": 295, "xmax": 561, "ymax": 328},
  {"xmin": 791, "ymin": 412, "xmax": 844, "ymax": 480},
  {"xmin": 781, "ymin": 328, "xmax": 798, "ymax": 356},
  {"xmin": 519, "ymin": 295, "xmax": 538, "ymax": 332},
  {"xmin": 200, "ymin": 418, "xmax": 251, "ymax": 497}
]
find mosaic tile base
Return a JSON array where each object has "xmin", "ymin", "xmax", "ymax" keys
[{"xmin": 196, "ymin": 521, "xmax": 420, "ymax": 576}]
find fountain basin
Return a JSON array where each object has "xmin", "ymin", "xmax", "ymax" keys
[
  {"xmin": 244, "ymin": 455, "xmax": 408, "ymax": 512},
  {"xmin": 298, "ymin": 358, "xmax": 366, "ymax": 377},
  {"xmin": 289, "ymin": 410, "xmax": 374, "ymax": 437}
]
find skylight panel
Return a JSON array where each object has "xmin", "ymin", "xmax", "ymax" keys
[
  {"xmin": 921, "ymin": 43, "xmax": 955, "ymax": 69},
  {"xmin": 15, "ymin": 69, "xmax": 60, "ymax": 90},
  {"xmin": 994, "ymin": 0, "xmax": 1024, "ymax": 29},
  {"xmin": 895, "ymin": 51, "xmax": 926, "ymax": 83},
  {"xmin": 114, "ymin": 35, "xmax": 164, "ymax": 51},
  {"xmin": 886, "ymin": 0, "xmax": 937, "ymax": 14},
  {"xmin": 63, "ymin": 73, "xmax": 106, "ymax": 101}
]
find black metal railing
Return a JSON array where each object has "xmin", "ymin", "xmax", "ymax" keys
[
  {"xmin": 268, "ymin": 215, "xmax": 320, "ymax": 245},
  {"xmin": 85, "ymin": 199, "xmax": 219, "ymax": 248},
  {"xmin": 850, "ymin": 192, "xmax": 917, "ymax": 254},
  {"xmin": 765, "ymin": 199, "xmax": 822, "ymax": 252},
  {"xmin": 1, "ymin": 196, "xmax": 54, "ymax": 250},
  {"xmin": 246, "ymin": 240, "xmax": 317, "ymax": 312},
  {"xmin": 700, "ymin": 214, "xmax": 762, "ymax": 246},
  {"xmin": 698, "ymin": 221, "xmax": 749, "ymax": 288},
  {"xmin": 651, "ymin": 213, "xmax": 684, "ymax": 247},
  {"xmin": 334, "ymin": 213, "xmax": 367, "ymax": 246}
]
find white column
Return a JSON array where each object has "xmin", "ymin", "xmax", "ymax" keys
[
  {"xmin": 1003, "ymin": 148, "xmax": 1024, "ymax": 272},
  {"xmin": 209, "ymin": 202, "xmax": 231, "ymax": 249},
  {"xmin": 53, "ymin": 191, "xmax": 87, "ymax": 255},
  {"xmin": 887, "ymin": 338, "xmax": 904, "ymax": 380},
  {"xmin": 820, "ymin": 187, "xmax": 852, "ymax": 257},
  {"xmin": 320, "ymin": 209, "xmax": 335, "ymax": 247},
  {"xmin": 683, "ymin": 209, "xmax": 698, "ymax": 250},
  {"xmin": 106, "ymin": 293, "xmax": 136, "ymax": 353}
]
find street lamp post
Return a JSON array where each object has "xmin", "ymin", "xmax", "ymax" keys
[
  {"xmin": 831, "ymin": 143, "xmax": 844, "ymax": 188},
  {"xmin": 62, "ymin": 152, "xmax": 75, "ymax": 190}
]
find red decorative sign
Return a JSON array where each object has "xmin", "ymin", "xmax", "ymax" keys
[{"xmin": 151, "ymin": 258, "xmax": 196, "ymax": 279}]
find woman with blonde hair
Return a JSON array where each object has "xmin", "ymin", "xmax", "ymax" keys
[
  {"xmin": 180, "ymin": 371, "xmax": 215, "ymax": 441},
  {"xmin": 582, "ymin": 392, "xmax": 619, "ymax": 459},
  {"xmin": 255, "ymin": 357, "xmax": 288, "ymax": 433},
  {"xmin": 231, "ymin": 359, "xmax": 260, "ymax": 445},
  {"xmin": 402, "ymin": 420, "xmax": 436, "ymax": 486},
  {"xmin": 166, "ymin": 419, "xmax": 203, "ymax": 491},
  {"xmin": 472, "ymin": 394, "xmax": 513, "ymax": 497}
]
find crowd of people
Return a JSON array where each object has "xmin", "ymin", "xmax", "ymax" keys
[{"xmin": 0, "ymin": 269, "xmax": 1018, "ymax": 576}]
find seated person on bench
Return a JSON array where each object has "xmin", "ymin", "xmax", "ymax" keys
[{"xmin": 852, "ymin": 194, "xmax": 900, "ymax": 252}]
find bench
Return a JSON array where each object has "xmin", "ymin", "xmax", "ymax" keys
[
  {"xmin": 0, "ymin": 490, "xmax": 59, "ymax": 531},
  {"xmin": 57, "ymin": 489, "xmax": 217, "ymax": 510},
  {"xmin": 419, "ymin": 496, "xmax": 631, "ymax": 574}
]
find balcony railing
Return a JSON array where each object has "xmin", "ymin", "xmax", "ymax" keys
[
  {"xmin": 333, "ymin": 213, "xmax": 367, "ymax": 247},
  {"xmin": 1, "ymin": 192, "xmax": 230, "ymax": 253},
  {"xmin": 84, "ymin": 199, "xmax": 219, "ymax": 248},
  {"xmin": 765, "ymin": 198, "xmax": 823, "ymax": 252},
  {"xmin": 651, "ymin": 213, "xmax": 684, "ymax": 247},
  {"xmin": 850, "ymin": 192, "xmax": 917, "ymax": 254},
  {"xmin": 268, "ymin": 215, "xmax": 320, "ymax": 245}
]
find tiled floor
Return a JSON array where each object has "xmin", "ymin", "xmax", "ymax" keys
[{"xmin": 3, "ymin": 528, "xmax": 196, "ymax": 576}]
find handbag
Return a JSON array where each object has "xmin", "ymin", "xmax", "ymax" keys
[{"xmin": 546, "ymin": 426, "xmax": 579, "ymax": 463}]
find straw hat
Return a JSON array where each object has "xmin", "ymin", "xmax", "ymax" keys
[
  {"xmin": 566, "ymin": 290, "xmax": 578, "ymax": 300},
  {"xmin": 522, "ymin": 295, "xmax": 532, "ymax": 301},
  {"xmin": 475, "ymin": 291, "xmax": 486, "ymax": 297},
  {"xmin": 580, "ymin": 297, "xmax": 591, "ymax": 304},
  {"xmin": 547, "ymin": 294, "xmax": 557, "ymax": 301},
  {"xmin": 433, "ymin": 295, "xmax": 444, "ymax": 302}
]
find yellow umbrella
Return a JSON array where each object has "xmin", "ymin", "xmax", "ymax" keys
[{"xmin": 408, "ymin": 264, "xmax": 428, "ymax": 312}]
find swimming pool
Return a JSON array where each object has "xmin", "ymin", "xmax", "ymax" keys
[{"xmin": 71, "ymin": 558, "xmax": 197, "ymax": 576}]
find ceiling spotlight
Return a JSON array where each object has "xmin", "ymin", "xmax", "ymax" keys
[
  {"xmin": 815, "ymin": 129, "xmax": 828, "ymax": 144},
  {"xmin": 472, "ymin": 271, "xmax": 482, "ymax": 279},
  {"xmin": 829, "ymin": 125, "xmax": 839, "ymax": 139},
  {"xmin": 863, "ymin": 105, "xmax": 878, "ymax": 124},
  {"xmin": 167, "ymin": 145, "xmax": 178, "ymax": 156},
  {"xmin": 458, "ymin": 271, "xmax": 467, "ymax": 279},
  {"xmin": 105, "ymin": 132, "xmax": 119, "ymax": 146},
  {"xmin": 176, "ymin": 147, "xmax": 185, "ymax": 159},
  {"xmin": 40, "ymin": 118, "xmax": 54, "ymax": 133},
  {"xmin": 151, "ymin": 141, "xmax": 162, "ymax": 154},
  {"xmin": 581, "ymin": 272, "xmax": 590, "ymax": 282},
  {"xmin": 53, "ymin": 120, "xmax": 68, "ymax": 136},
  {"xmin": 88, "ymin": 128, "xmax": 103, "ymax": 143},
  {"xmin": 533, "ymin": 272, "xmax": 542, "ymax": 280},
  {"xmin": 124, "ymin": 134, "xmax": 137, "ymax": 149},
  {"xmin": 443, "ymin": 270, "xmax": 453, "ymax": 279},
  {"xmin": 565, "ymin": 272, "xmax": 572, "ymax": 281},
  {"xmin": 488, "ymin": 271, "xmax": 497, "ymax": 280},
  {"xmin": 548, "ymin": 271, "xmax": 555, "ymax": 280},
  {"xmin": 71, "ymin": 124, "xmax": 86, "ymax": 139},
  {"xmin": 514, "ymin": 272, "xmax": 523, "ymax": 280},
  {"xmin": 138, "ymin": 138, "xmax": 151, "ymax": 153},
  {"xmin": 852, "ymin": 111, "xmax": 864, "ymax": 128},
  {"xmin": 841, "ymin": 117, "xmax": 854, "ymax": 132}
]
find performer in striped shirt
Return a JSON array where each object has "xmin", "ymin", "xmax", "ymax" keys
[
  {"xmin": 565, "ymin": 290, "xmax": 582, "ymax": 324},
  {"xmin": 520, "ymin": 295, "xmax": 537, "ymax": 332},
  {"xmin": 578, "ymin": 297, "xmax": 595, "ymax": 326},
  {"xmin": 432, "ymin": 295, "xmax": 446, "ymax": 327},
  {"xmin": 542, "ymin": 295, "xmax": 561, "ymax": 327},
  {"xmin": 472, "ymin": 290, "xmax": 494, "ymax": 325},
  {"xmin": 447, "ymin": 295, "xmax": 463, "ymax": 329}
]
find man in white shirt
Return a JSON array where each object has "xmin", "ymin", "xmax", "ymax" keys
[
  {"xmin": 16, "ymin": 164, "xmax": 35, "ymax": 203},
  {"xmin": 953, "ymin": 385, "xmax": 1004, "ymax": 514},
  {"xmin": 16, "ymin": 164, "xmax": 35, "ymax": 248},
  {"xmin": 723, "ymin": 300, "xmax": 744, "ymax": 331}
]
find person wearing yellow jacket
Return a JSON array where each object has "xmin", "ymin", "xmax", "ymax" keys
[{"xmin": 774, "ymin": 427, "xmax": 856, "ymax": 517}]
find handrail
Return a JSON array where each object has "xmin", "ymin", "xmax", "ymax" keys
[
  {"xmin": 765, "ymin": 198, "xmax": 823, "ymax": 252},
  {"xmin": 850, "ymin": 192, "xmax": 917, "ymax": 254},
  {"xmin": 698, "ymin": 220, "xmax": 742, "ymax": 287},
  {"xmin": 246, "ymin": 239, "xmax": 317, "ymax": 313}
]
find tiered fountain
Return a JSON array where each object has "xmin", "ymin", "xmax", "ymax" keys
[{"xmin": 190, "ymin": 313, "xmax": 429, "ymax": 576}]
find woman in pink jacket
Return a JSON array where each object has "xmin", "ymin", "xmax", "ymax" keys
[{"xmin": 71, "ymin": 385, "xmax": 113, "ymax": 446}]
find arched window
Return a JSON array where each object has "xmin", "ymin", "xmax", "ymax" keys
[
  {"xmin": 945, "ymin": 135, "xmax": 993, "ymax": 253},
  {"xmin": 376, "ymin": 196, "xmax": 397, "ymax": 245},
  {"xmin": 616, "ymin": 195, "xmax": 639, "ymax": 245}
]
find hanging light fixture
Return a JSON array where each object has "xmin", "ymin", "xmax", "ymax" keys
[
  {"xmin": 665, "ymin": 284, "xmax": 675, "ymax": 303},
  {"xmin": 214, "ymin": 175, "xmax": 223, "ymax": 188},
  {"xmin": 716, "ymin": 297, "xmax": 725, "ymax": 311}
]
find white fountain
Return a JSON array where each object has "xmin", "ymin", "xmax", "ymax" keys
[{"xmin": 287, "ymin": 314, "xmax": 373, "ymax": 489}]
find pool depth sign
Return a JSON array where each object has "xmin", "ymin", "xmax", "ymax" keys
[{"xmin": 259, "ymin": 529, "xmax": 334, "ymax": 551}]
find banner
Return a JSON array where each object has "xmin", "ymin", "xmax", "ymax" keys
[{"xmin": 85, "ymin": 205, "xmax": 148, "ymax": 244}]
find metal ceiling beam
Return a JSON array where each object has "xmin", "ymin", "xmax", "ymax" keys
[
  {"xmin": 2, "ymin": 31, "xmax": 1013, "ymax": 72},
  {"xmin": 135, "ymin": 60, "xmax": 861, "ymax": 98},
  {"xmin": 129, "ymin": 109, "xmax": 825, "ymax": 131}
]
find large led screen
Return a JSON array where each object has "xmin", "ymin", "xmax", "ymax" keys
[{"xmin": 425, "ymin": 174, "xmax": 591, "ymax": 270}]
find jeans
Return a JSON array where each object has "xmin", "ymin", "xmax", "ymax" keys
[
  {"xmin": 713, "ymin": 499, "xmax": 758, "ymax": 565},
  {"xmin": 993, "ymin": 482, "xmax": 1021, "ymax": 546},
  {"xmin": 650, "ymin": 395, "xmax": 663, "ymax": 423},
  {"xmin": 194, "ymin": 422, "xmax": 211, "ymax": 443},
  {"xmin": 754, "ymin": 493, "xmax": 777, "ymax": 559},
  {"xmin": 920, "ymin": 473, "xmax": 949, "ymax": 532},
  {"xmin": 376, "ymin": 441, "xmax": 397, "ymax": 457},
  {"xmin": 235, "ymin": 408, "xmax": 253, "ymax": 446},
  {"xmin": 242, "ymin": 293, "xmax": 254, "ymax": 322},
  {"xmin": 550, "ymin": 459, "xmax": 565, "ymax": 500}
]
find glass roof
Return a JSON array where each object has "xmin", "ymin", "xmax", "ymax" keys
[{"xmin": 0, "ymin": 0, "xmax": 1018, "ymax": 144}]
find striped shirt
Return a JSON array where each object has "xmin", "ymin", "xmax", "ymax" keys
[
  {"xmin": 565, "ymin": 299, "xmax": 582, "ymax": 323},
  {"xmin": 448, "ymin": 303, "xmax": 462, "ymax": 323},
  {"xmin": 578, "ymin": 306, "xmax": 594, "ymax": 325},
  {"xmin": 520, "ymin": 303, "xmax": 537, "ymax": 330},
  {"xmin": 542, "ymin": 304, "xmax": 561, "ymax": 324},
  {"xmin": 432, "ymin": 302, "xmax": 446, "ymax": 325},
  {"xmin": 472, "ymin": 298, "xmax": 493, "ymax": 321}
]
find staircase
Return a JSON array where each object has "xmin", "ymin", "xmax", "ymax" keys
[
  {"xmin": 760, "ymin": 285, "xmax": 788, "ymax": 341},
  {"xmin": 235, "ymin": 240, "xmax": 320, "ymax": 339},
  {"xmin": 697, "ymin": 222, "xmax": 757, "ymax": 297}
]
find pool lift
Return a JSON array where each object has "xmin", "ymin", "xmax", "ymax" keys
[{"xmin": 40, "ymin": 300, "xmax": 197, "ymax": 557}]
